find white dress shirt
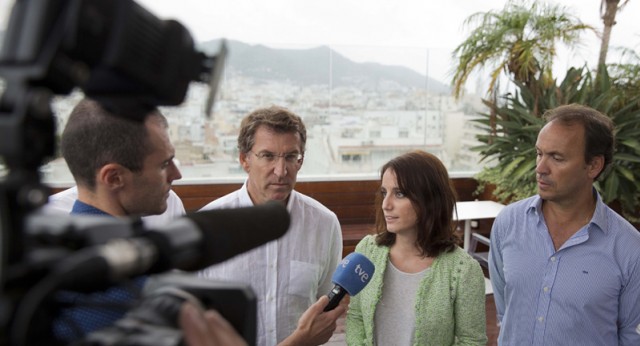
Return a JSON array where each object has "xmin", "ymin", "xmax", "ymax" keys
[{"xmin": 198, "ymin": 180, "xmax": 343, "ymax": 346}]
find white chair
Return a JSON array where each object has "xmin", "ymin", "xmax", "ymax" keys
[
  {"xmin": 468, "ymin": 232, "xmax": 493, "ymax": 295},
  {"xmin": 468, "ymin": 232, "xmax": 490, "ymax": 269}
]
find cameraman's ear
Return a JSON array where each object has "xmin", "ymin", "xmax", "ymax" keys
[{"xmin": 98, "ymin": 163, "xmax": 127, "ymax": 189}]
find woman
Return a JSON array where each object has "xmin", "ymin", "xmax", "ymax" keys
[{"xmin": 346, "ymin": 150, "xmax": 487, "ymax": 345}]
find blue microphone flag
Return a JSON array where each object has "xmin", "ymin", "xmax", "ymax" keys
[{"xmin": 323, "ymin": 252, "xmax": 375, "ymax": 311}]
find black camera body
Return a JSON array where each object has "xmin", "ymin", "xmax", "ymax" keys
[
  {"xmin": 0, "ymin": 1, "xmax": 247, "ymax": 345},
  {"xmin": 83, "ymin": 273, "xmax": 257, "ymax": 346}
]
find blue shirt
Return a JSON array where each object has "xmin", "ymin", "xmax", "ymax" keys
[
  {"xmin": 53, "ymin": 200, "xmax": 146, "ymax": 342},
  {"xmin": 489, "ymin": 192, "xmax": 640, "ymax": 345}
]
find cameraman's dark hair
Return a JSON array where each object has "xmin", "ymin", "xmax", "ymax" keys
[
  {"xmin": 374, "ymin": 150, "xmax": 458, "ymax": 258},
  {"xmin": 60, "ymin": 98, "xmax": 167, "ymax": 190},
  {"xmin": 543, "ymin": 104, "xmax": 615, "ymax": 180},
  {"xmin": 237, "ymin": 106, "xmax": 307, "ymax": 153}
]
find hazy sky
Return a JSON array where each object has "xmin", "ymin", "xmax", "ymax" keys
[
  {"xmin": 2, "ymin": 0, "xmax": 639, "ymax": 85},
  {"xmin": 134, "ymin": 0, "xmax": 640, "ymax": 84}
]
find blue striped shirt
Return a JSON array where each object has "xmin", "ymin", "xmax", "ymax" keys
[
  {"xmin": 489, "ymin": 192, "xmax": 640, "ymax": 345},
  {"xmin": 53, "ymin": 200, "xmax": 146, "ymax": 342}
]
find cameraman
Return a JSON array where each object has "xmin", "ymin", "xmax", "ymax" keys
[{"xmin": 53, "ymin": 98, "xmax": 182, "ymax": 342}]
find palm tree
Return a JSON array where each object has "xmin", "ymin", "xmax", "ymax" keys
[
  {"xmin": 451, "ymin": 0, "xmax": 593, "ymax": 105},
  {"xmin": 598, "ymin": 0, "xmax": 630, "ymax": 69}
]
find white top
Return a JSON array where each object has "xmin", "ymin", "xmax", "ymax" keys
[
  {"xmin": 374, "ymin": 260, "xmax": 429, "ymax": 346},
  {"xmin": 198, "ymin": 180, "xmax": 343, "ymax": 346},
  {"xmin": 42, "ymin": 186, "xmax": 186, "ymax": 227}
]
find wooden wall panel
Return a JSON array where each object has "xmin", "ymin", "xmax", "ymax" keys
[
  {"xmin": 171, "ymin": 178, "xmax": 478, "ymax": 213},
  {"xmin": 51, "ymin": 178, "xmax": 482, "ymax": 258}
]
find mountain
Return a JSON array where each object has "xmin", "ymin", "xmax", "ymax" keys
[{"xmin": 198, "ymin": 39, "xmax": 451, "ymax": 94}]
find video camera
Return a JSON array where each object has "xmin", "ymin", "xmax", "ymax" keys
[{"xmin": 0, "ymin": 0, "xmax": 286, "ymax": 345}]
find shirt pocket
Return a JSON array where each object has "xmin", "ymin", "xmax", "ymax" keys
[{"xmin": 288, "ymin": 260, "xmax": 320, "ymax": 298}]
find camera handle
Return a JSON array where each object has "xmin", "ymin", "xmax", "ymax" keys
[
  {"xmin": 0, "ymin": 84, "xmax": 56, "ymax": 342},
  {"xmin": 0, "ymin": 84, "xmax": 56, "ymax": 266}
]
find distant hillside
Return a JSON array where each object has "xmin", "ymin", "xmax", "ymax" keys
[{"xmin": 199, "ymin": 39, "xmax": 450, "ymax": 94}]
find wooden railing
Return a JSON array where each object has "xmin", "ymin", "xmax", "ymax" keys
[
  {"xmin": 50, "ymin": 179, "xmax": 640, "ymax": 257},
  {"xmin": 51, "ymin": 178, "xmax": 491, "ymax": 257},
  {"xmin": 170, "ymin": 178, "xmax": 485, "ymax": 257}
]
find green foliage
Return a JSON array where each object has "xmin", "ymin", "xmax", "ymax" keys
[
  {"xmin": 451, "ymin": 0, "xmax": 593, "ymax": 99},
  {"xmin": 474, "ymin": 66, "xmax": 640, "ymax": 221}
]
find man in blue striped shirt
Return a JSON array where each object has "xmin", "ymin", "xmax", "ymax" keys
[
  {"xmin": 489, "ymin": 104, "xmax": 640, "ymax": 345},
  {"xmin": 53, "ymin": 98, "xmax": 183, "ymax": 343}
]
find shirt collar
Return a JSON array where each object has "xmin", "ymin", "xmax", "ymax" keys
[
  {"xmin": 70, "ymin": 200, "xmax": 111, "ymax": 216},
  {"xmin": 525, "ymin": 188, "xmax": 608, "ymax": 235},
  {"xmin": 590, "ymin": 190, "xmax": 609, "ymax": 235}
]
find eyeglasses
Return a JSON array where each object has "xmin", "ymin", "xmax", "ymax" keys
[{"xmin": 249, "ymin": 151, "xmax": 304, "ymax": 165}]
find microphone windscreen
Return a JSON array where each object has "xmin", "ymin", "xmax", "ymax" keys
[
  {"xmin": 185, "ymin": 201, "xmax": 290, "ymax": 267},
  {"xmin": 331, "ymin": 252, "xmax": 375, "ymax": 296}
]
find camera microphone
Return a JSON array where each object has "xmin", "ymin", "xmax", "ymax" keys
[
  {"xmin": 148, "ymin": 201, "xmax": 290, "ymax": 271},
  {"xmin": 40, "ymin": 201, "xmax": 290, "ymax": 291},
  {"xmin": 323, "ymin": 252, "xmax": 375, "ymax": 311}
]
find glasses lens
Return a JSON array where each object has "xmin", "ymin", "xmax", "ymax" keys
[{"xmin": 253, "ymin": 151, "xmax": 302, "ymax": 165}]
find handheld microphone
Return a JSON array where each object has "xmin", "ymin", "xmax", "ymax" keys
[{"xmin": 323, "ymin": 252, "xmax": 375, "ymax": 311}]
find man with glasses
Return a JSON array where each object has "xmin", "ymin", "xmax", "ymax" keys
[{"xmin": 199, "ymin": 106, "xmax": 344, "ymax": 346}]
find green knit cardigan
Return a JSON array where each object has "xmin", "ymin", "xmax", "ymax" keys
[{"xmin": 345, "ymin": 235, "xmax": 487, "ymax": 346}]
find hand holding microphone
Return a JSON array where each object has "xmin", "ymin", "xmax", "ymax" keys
[
  {"xmin": 279, "ymin": 253, "xmax": 375, "ymax": 346},
  {"xmin": 324, "ymin": 252, "xmax": 375, "ymax": 312}
]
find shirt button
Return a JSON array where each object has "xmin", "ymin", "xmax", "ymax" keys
[
  {"xmin": 538, "ymin": 316, "xmax": 544, "ymax": 322},
  {"xmin": 550, "ymin": 256, "xmax": 556, "ymax": 262},
  {"xmin": 543, "ymin": 287, "xmax": 549, "ymax": 292}
]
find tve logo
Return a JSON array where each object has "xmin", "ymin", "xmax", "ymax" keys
[
  {"xmin": 324, "ymin": 252, "xmax": 376, "ymax": 311},
  {"xmin": 354, "ymin": 263, "xmax": 370, "ymax": 283},
  {"xmin": 333, "ymin": 252, "xmax": 375, "ymax": 290}
]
